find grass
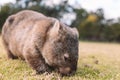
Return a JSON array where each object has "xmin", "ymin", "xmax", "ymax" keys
[{"xmin": 0, "ymin": 38, "xmax": 120, "ymax": 80}]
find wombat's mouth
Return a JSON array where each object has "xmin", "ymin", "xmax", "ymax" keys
[
  {"xmin": 55, "ymin": 67, "xmax": 76, "ymax": 76},
  {"xmin": 47, "ymin": 64, "xmax": 76, "ymax": 76}
]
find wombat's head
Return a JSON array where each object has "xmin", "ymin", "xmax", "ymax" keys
[{"xmin": 42, "ymin": 20, "xmax": 79, "ymax": 76}]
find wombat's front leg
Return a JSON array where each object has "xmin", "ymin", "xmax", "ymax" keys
[{"xmin": 24, "ymin": 49, "xmax": 51, "ymax": 74}]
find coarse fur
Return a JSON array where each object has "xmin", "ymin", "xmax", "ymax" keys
[{"xmin": 2, "ymin": 10, "xmax": 79, "ymax": 76}]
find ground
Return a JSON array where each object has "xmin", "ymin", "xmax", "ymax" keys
[{"xmin": 0, "ymin": 37, "xmax": 120, "ymax": 80}]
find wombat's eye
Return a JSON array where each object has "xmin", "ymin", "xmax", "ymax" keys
[{"xmin": 64, "ymin": 54, "xmax": 69, "ymax": 61}]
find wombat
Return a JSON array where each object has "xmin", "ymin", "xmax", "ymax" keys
[{"xmin": 2, "ymin": 10, "xmax": 79, "ymax": 76}]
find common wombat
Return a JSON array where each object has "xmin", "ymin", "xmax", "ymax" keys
[{"xmin": 2, "ymin": 10, "xmax": 79, "ymax": 76}]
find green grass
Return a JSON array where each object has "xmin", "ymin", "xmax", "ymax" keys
[{"xmin": 0, "ymin": 38, "xmax": 120, "ymax": 80}]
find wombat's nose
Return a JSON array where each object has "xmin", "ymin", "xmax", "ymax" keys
[{"xmin": 59, "ymin": 67, "xmax": 71, "ymax": 75}]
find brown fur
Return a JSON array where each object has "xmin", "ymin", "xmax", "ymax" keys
[{"xmin": 2, "ymin": 10, "xmax": 79, "ymax": 76}]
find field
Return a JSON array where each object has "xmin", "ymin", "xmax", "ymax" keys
[{"xmin": 0, "ymin": 37, "xmax": 120, "ymax": 80}]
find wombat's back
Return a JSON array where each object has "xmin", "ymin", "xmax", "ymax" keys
[
  {"xmin": 1, "ymin": 10, "xmax": 53, "ymax": 59},
  {"xmin": 2, "ymin": 10, "xmax": 46, "ymax": 41}
]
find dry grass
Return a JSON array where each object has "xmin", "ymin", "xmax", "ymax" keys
[{"xmin": 0, "ymin": 37, "xmax": 120, "ymax": 80}]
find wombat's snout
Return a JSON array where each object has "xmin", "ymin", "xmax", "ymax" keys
[{"xmin": 59, "ymin": 67, "xmax": 75, "ymax": 76}]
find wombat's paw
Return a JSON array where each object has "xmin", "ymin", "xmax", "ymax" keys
[
  {"xmin": 35, "ymin": 65, "xmax": 53, "ymax": 74},
  {"xmin": 36, "ymin": 71, "xmax": 50, "ymax": 75},
  {"xmin": 36, "ymin": 69, "xmax": 51, "ymax": 74},
  {"xmin": 36, "ymin": 70, "xmax": 45, "ymax": 74}
]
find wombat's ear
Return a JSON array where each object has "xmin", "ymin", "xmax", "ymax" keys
[
  {"xmin": 72, "ymin": 28, "xmax": 79, "ymax": 38},
  {"xmin": 8, "ymin": 15, "xmax": 15, "ymax": 24},
  {"xmin": 49, "ymin": 20, "xmax": 61, "ymax": 36}
]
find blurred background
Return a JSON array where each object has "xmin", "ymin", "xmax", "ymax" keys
[{"xmin": 0, "ymin": 0, "xmax": 120, "ymax": 42}]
